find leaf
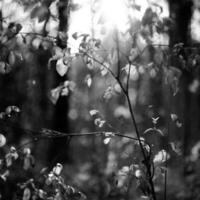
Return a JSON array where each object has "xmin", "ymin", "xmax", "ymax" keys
[
  {"xmin": 23, "ymin": 156, "xmax": 31, "ymax": 170},
  {"xmin": 5, "ymin": 106, "xmax": 20, "ymax": 116},
  {"xmin": 63, "ymin": 81, "xmax": 76, "ymax": 91},
  {"xmin": 103, "ymin": 137, "xmax": 111, "ymax": 145},
  {"xmin": 53, "ymin": 163, "xmax": 63, "ymax": 175},
  {"xmin": 154, "ymin": 49, "xmax": 164, "ymax": 65},
  {"xmin": 103, "ymin": 86, "xmax": 113, "ymax": 100},
  {"xmin": 80, "ymin": 33, "xmax": 90, "ymax": 41},
  {"xmin": 10, "ymin": 146, "xmax": 18, "ymax": 159},
  {"xmin": 23, "ymin": 148, "xmax": 31, "ymax": 155},
  {"xmin": 6, "ymin": 147, "xmax": 19, "ymax": 166},
  {"xmin": 49, "ymin": 86, "xmax": 62, "ymax": 104},
  {"xmin": 89, "ymin": 109, "xmax": 99, "ymax": 116},
  {"xmin": 94, "ymin": 118, "xmax": 105, "ymax": 128},
  {"xmin": 53, "ymin": 46, "xmax": 63, "ymax": 59},
  {"xmin": 0, "ymin": 62, "xmax": 11, "ymax": 74},
  {"xmin": 30, "ymin": 5, "xmax": 49, "ymax": 22},
  {"xmin": 189, "ymin": 79, "xmax": 200, "ymax": 93},
  {"xmin": 100, "ymin": 62, "xmax": 109, "ymax": 76},
  {"xmin": 135, "ymin": 169, "xmax": 142, "ymax": 178},
  {"xmin": 5, "ymin": 154, "xmax": 13, "ymax": 167},
  {"xmin": 129, "ymin": 48, "xmax": 138, "ymax": 62},
  {"xmin": 170, "ymin": 113, "xmax": 178, "ymax": 122},
  {"xmin": 0, "ymin": 170, "xmax": 9, "ymax": 181},
  {"xmin": 141, "ymin": 196, "xmax": 149, "ymax": 199},
  {"xmin": 104, "ymin": 132, "xmax": 114, "ymax": 145},
  {"xmin": 0, "ymin": 134, "xmax": 6, "ymax": 147},
  {"xmin": 60, "ymin": 87, "xmax": 69, "ymax": 96},
  {"xmin": 153, "ymin": 150, "xmax": 170, "ymax": 165},
  {"xmin": 165, "ymin": 66, "xmax": 182, "ymax": 96},
  {"xmin": 191, "ymin": 141, "xmax": 200, "ymax": 161},
  {"xmin": 56, "ymin": 58, "xmax": 69, "ymax": 76},
  {"xmin": 159, "ymin": 166, "xmax": 167, "ymax": 175},
  {"xmin": 114, "ymin": 106, "xmax": 130, "ymax": 119},
  {"xmin": 0, "ymin": 112, "xmax": 6, "ymax": 119},
  {"xmin": 119, "ymin": 166, "xmax": 130, "ymax": 175},
  {"xmin": 152, "ymin": 117, "xmax": 159, "ymax": 125},
  {"xmin": 142, "ymin": 8, "xmax": 154, "ymax": 26},
  {"xmin": 8, "ymin": 51, "xmax": 16, "ymax": 66},
  {"xmin": 54, "ymin": 191, "xmax": 62, "ymax": 200},
  {"xmin": 32, "ymin": 37, "xmax": 42, "ymax": 49},
  {"xmin": 45, "ymin": 172, "xmax": 55, "ymax": 185},
  {"xmin": 23, "ymin": 149, "xmax": 34, "ymax": 170},
  {"xmin": 176, "ymin": 121, "xmax": 182, "ymax": 128},
  {"xmin": 104, "ymin": 132, "xmax": 114, "ymax": 137},
  {"xmin": 38, "ymin": 189, "xmax": 47, "ymax": 199},
  {"xmin": 123, "ymin": 64, "xmax": 139, "ymax": 81},
  {"xmin": 72, "ymin": 32, "xmax": 78, "ymax": 40},
  {"xmin": 169, "ymin": 142, "xmax": 182, "ymax": 156},
  {"xmin": 114, "ymin": 83, "xmax": 121, "ymax": 94},
  {"xmin": 40, "ymin": 167, "xmax": 48, "ymax": 174},
  {"xmin": 94, "ymin": 39, "xmax": 101, "ymax": 48},
  {"xmin": 23, "ymin": 188, "xmax": 31, "ymax": 200},
  {"xmin": 85, "ymin": 74, "xmax": 92, "ymax": 88}
]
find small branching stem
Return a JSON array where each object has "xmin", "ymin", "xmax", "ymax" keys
[
  {"xmin": 125, "ymin": 92, "xmax": 157, "ymax": 200},
  {"xmin": 115, "ymin": 29, "xmax": 121, "ymax": 79},
  {"xmin": 85, "ymin": 50, "xmax": 156, "ymax": 200}
]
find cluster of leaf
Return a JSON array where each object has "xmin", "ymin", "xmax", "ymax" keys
[
  {"xmin": 16, "ymin": 163, "xmax": 86, "ymax": 200},
  {"xmin": 0, "ymin": 128, "xmax": 86, "ymax": 200},
  {"xmin": 1, "ymin": 1, "xmax": 200, "ymax": 200},
  {"xmin": 0, "ymin": 146, "xmax": 35, "ymax": 180},
  {"xmin": 0, "ymin": 22, "xmax": 22, "ymax": 74}
]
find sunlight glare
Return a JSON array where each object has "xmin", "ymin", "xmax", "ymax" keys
[{"xmin": 99, "ymin": 0, "xmax": 128, "ymax": 32}]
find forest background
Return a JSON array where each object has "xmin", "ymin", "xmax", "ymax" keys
[{"xmin": 0, "ymin": 0, "xmax": 200, "ymax": 200}]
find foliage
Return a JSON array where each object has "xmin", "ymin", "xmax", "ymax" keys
[{"xmin": 0, "ymin": 0, "xmax": 200, "ymax": 200}]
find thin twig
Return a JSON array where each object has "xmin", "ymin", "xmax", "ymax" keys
[
  {"xmin": 19, "ymin": 32, "xmax": 57, "ymax": 40},
  {"xmin": 115, "ymin": 29, "xmax": 121, "ymax": 79},
  {"xmin": 164, "ymin": 86, "xmax": 172, "ymax": 200},
  {"xmin": 85, "ymin": 46, "xmax": 156, "ymax": 200},
  {"xmin": 126, "ymin": 62, "xmax": 131, "ymax": 92}
]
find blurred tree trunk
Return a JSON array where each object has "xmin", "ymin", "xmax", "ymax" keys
[
  {"xmin": 168, "ymin": 0, "xmax": 193, "ymax": 156},
  {"xmin": 47, "ymin": 0, "xmax": 71, "ymax": 163}
]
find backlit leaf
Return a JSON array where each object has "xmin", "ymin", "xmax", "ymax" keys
[
  {"xmin": 23, "ymin": 188, "xmax": 31, "ymax": 200},
  {"xmin": 104, "ymin": 132, "xmax": 114, "ymax": 137},
  {"xmin": 0, "ymin": 170, "xmax": 9, "ymax": 181},
  {"xmin": 0, "ymin": 134, "xmax": 6, "ymax": 147},
  {"xmin": 53, "ymin": 163, "xmax": 63, "ymax": 175},
  {"xmin": 50, "ymin": 86, "xmax": 62, "ymax": 104},
  {"xmin": 85, "ymin": 74, "xmax": 92, "ymax": 88},
  {"xmin": 89, "ymin": 109, "xmax": 99, "ymax": 116},
  {"xmin": 170, "ymin": 113, "xmax": 178, "ymax": 122},
  {"xmin": 153, "ymin": 150, "xmax": 170, "ymax": 165},
  {"xmin": 176, "ymin": 121, "xmax": 182, "ymax": 128},
  {"xmin": 56, "ymin": 58, "xmax": 69, "ymax": 76},
  {"xmin": 169, "ymin": 142, "xmax": 182, "ymax": 156},
  {"xmin": 103, "ymin": 137, "xmax": 111, "ymax": 145},
  {"xmin": 5, "ymin": 106, "xmax": 20, "ymax": 116},
  {"xmin": 94, "ymin": 118, "xmax": 105, "ymax": 128},
  {"xmin": 100, "ymin": 62, "xmax": 109, "ymax": 76},
  {"xmin": 103, "ymin": 86, "xmax": 113, "ymax": 100},
  {"xmin": 8, "ymin": 51, "xmax": 16, "ymax": 66},
  {"xmin": 0, "ymin": 62, "xmax": 11, "ymax": 74}
]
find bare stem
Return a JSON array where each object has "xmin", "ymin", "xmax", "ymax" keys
[
  {"xmin": 85, "ymin": 50, "xmax": 156, "ymax": 200},
  {"xmin": 115, "ymin": 29, "xmax": 121, "ymax": 79},
  {"xmin": 126, "ymin": 62, "xmax": 131, "ymax": 93}
]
